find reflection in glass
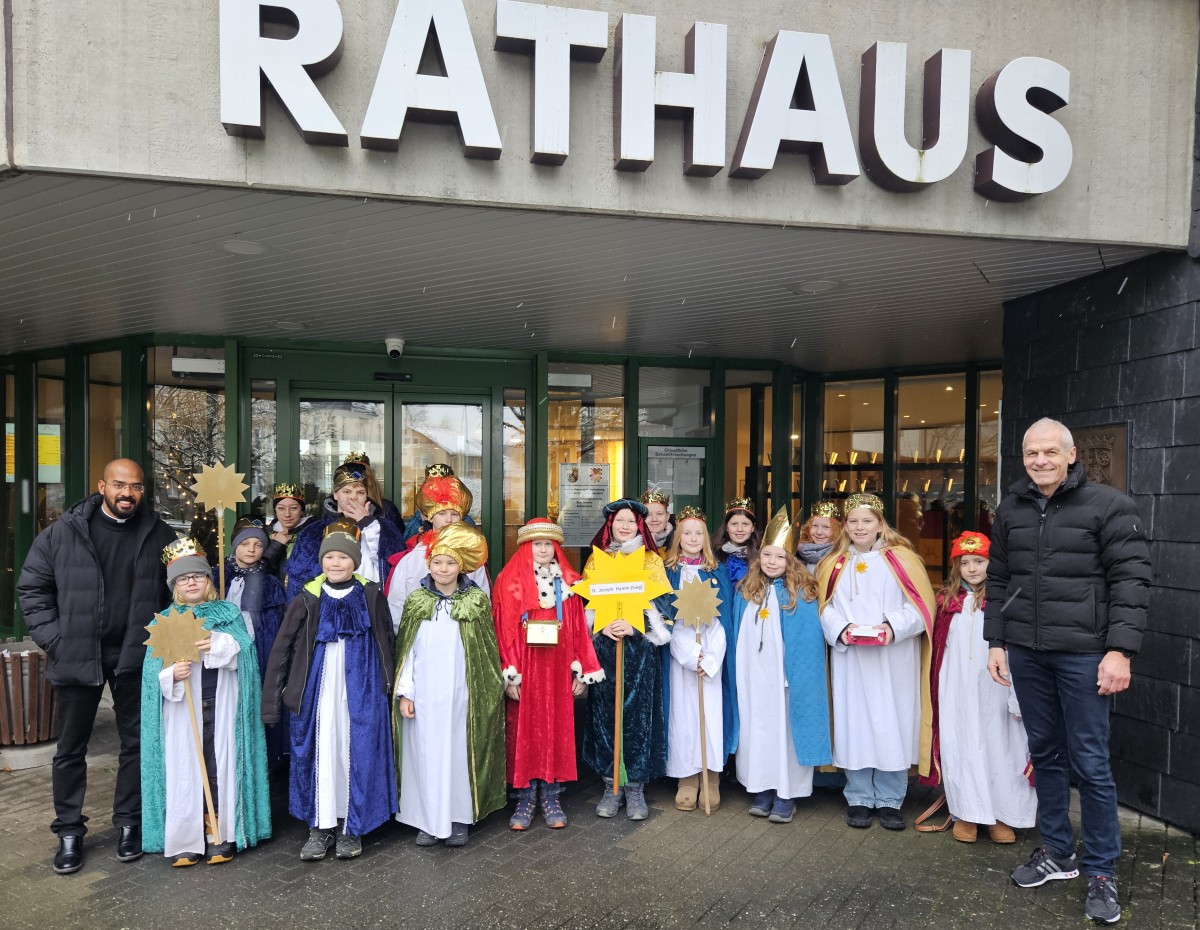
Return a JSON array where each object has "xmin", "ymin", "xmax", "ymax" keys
[
  {"xmin": 249, "ymin": 380, "xmax": 277, "ymax": 517},
  {"xmin": 37, "ymin": 358, "xmax": 67, "ymax": 531},
  {"xmin": 897, "ymin": 373, "xmax": 967, "ymax": 584},
  {"xmin": 547, "ymin": 363, "xmax": 624, "ymax": 571},
  {"xmin": 503, "ymin": 389, "xmax": 527, "ymax": 563},
  {"xmin": 87, "ymin": 351, "xmax": 122, "ymax": 488},
  {"xmin": 823, "ymin": 379, "xmax": 884, "ymax": 505},
  {"xmin": 399, "ymin": 403, "xmax": 484, "ymax": 525},
  {"xmin": 299, "ymin": 399, "xmax": 386, "ymax": 516},
  {"xmin": 977, "ymin": 370, "xmax": 1002, "ymax": 529},
  {"xmin": 638, "ymin": 367, "xmax": 712, "ymax": 438},
  {"xmin": 147, "ymin": 346, "xmax": 226, "ymax": 559},
  {"xmin": 724, "ymin": 370, "xmax": 772, "ymax": 520}
]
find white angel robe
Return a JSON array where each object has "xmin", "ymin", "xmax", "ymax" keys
[
  {"xmin": 819, "ymin": 548, "xmax": 925, "ymax": 772},
  {"xmin": 395, "ymin": 596, "xmax": 474, "ymax": 839},
  {"xmin": 157, "ymin": 632, "xmax": 241, "ymax": 857},
  {"xmin": 665, "ymin": 565, "xmax": 726, "ymax": 778},
  {"xmin": 939, "ymin": 597, "xmax": 1037, "ymax": 827},
  {"xmin": 734, "ymin": 587, "xmax": 814, "ymax": 799},
  {"xmin": 387, "ymin": 541, "xmax": 491, "ymax": 632}
]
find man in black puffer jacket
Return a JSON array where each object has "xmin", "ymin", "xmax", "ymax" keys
[
  {"xmin": 18, "ymin": 459, "xmax": 178, "ymax": 876},
  {"xmin": 983, "ymin": 418, "xmax": 1151, "ymax": 925}
]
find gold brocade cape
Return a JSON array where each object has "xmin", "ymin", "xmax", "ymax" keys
[{"xmin": 817, "ymin": 545, "xmax": 937, "ymax": 778}]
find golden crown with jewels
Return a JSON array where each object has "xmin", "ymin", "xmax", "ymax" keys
[
  {"xmin": 161, "ymin": 536, "xmax": 205, "ymax": 566},
  {"xmin": 809, "ymin": 500, "xmax": 841, "ymax": 519},
  {"xmin": 842, "ymin": 493, "xmax": 885, "ymax": 517},
  {"xmin": 724, "ymin": 497, "xmax": 755, "ymax": 516},
  {"xmin": 640, "ymin": 489, "xmax": 671, "ymax": 506},
  {"xmin": 273, "ymin": 482, "xmax": 304, "ymax": 502},
  {"xmin": 677, "ymin": 506, "xmax": 707, "ymax": 523}
]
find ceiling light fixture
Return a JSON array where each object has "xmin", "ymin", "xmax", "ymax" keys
[
  {"xmin": 218, "ymin": 238, "xmax": 268, "ymax": 256},
  {"xmin": 787, "ymin": 279, "xmax": 840, "ymax": 296}
]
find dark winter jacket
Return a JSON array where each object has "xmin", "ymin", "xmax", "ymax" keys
[
  {"xmin": 17, "ymin": 494, "xmax": 178, "ymax": 685},
  {"xmin": 260, "ymin": 575, "xmax": 395, "ymax": 724},
  {"xmin": 983, "ymin": 462, "xmax": 1151, "ymax": 655}
]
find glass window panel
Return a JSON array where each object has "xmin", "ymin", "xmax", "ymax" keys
[
  {"xmin": 147, "ymin": 346, "xmax": 226, "ymax": 558},
  {"xmin": 791, "ymin": 382, "xmax": 803, "ymax": 513},
  {"xmin": 503, "ymin": 388, "xmax": 527, "ymax": 564},
  {"xmin": 87, "ymin": 351, "xmax": 122, "ymax": 488},
  {"xmin": 36, "ymin": 358, "xmax": 67, "ymax": 531},
  {"xmin": 723, "ymin": 369, "xmax": 772, "ymax": 519},
  {"xmin": 638, "ymin": 367, "xmax": 712, "ymax": 438},
  {"xmin": 398, "ymin": 402, "xmax": 484, "ymax": 525},
  {"xmin": 2, "ymin": 371, "xmax": 13, "ymax": 631},
  {"xmin": 977, "ymin": 370, "xmax": 1002, "ymax": 534},
  {"xmin": 897, "ymin": 373, "xmax": 967, "ymax": 585},
  {"xmin": 547, "ymin": 363, "xmax": 624, "ymax": 571},
  {"xmin": 299, "ymin": 398, "xmax": 386, "ymax": 516},
  {"xmin": 249, "ymin": 379, "xmax": 277, "ymax": 518},
  {"xmin": 823, "ymin": 379, "xmax": 884, "ymax": 505}
]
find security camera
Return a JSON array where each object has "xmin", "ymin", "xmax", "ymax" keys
[{"xmin": 385, "ymin": 338, "xmax": 405, "ymax": 359}]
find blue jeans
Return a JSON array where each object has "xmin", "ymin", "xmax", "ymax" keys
[
  {"xmin": 1007, "ymin": 645, "xmax": 1119, "ymax": 878},
  {"xmin": 844, "ymin": 768, "xmax": 909, "ymax": 809}
]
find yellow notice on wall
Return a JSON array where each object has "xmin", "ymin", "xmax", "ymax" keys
[{"xmin": 5, "ymin": 424, "xmax": 13, "ymax": 483}]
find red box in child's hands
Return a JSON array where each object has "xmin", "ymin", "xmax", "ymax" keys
[{"xmin": 846, "ymin": 625, "xmax": 888, "ymax": 646}]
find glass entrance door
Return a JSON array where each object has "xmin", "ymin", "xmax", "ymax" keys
[
  {"xmin": 298, "ymin": 395, "xmax": 389, "ymax": 507},
  {"xmin": 395, "ymin": 401, "xmax": 485, "ymax": 526}
]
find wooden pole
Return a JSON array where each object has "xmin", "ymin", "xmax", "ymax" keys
[
  {"xmin": 217, "ymin": 505, "xmax": 226, "ymax": 599},
  {"xmin": 696, "ymin": 631, "xmax": 711, "ymax": 816},
  {"xmin": 612, "ymin": 636, "xmax": 624, "ymax": 793},
  {"xmin": 181, "ymin": 673, "xmax": 221, "ymax": 845}
]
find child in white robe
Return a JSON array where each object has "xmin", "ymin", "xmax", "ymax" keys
[
  {"xmin": 817, "ymin": 493, "xmax": 936, "ymax": 831},
  {"xmin": 929, "ymin": 531, "xmax": 1037, "ymax": 843},
  {"xmin": 663, "ymin": 508, "xmax": 727, "ymax": 813}
]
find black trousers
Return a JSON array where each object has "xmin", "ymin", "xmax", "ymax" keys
[{"xmin": 51, "ymin": 656, "xmax": 141, "ymax": 837}]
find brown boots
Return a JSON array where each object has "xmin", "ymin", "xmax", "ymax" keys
[
  {"xmin": 953, "ymin": 819, "xmax": 1017, "ymax": 844},
  {"xmin": 675, "ymin": 771, "xmax": 722, "ymax": 812}
]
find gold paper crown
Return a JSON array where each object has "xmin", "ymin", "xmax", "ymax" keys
[
  {"xmin": 809, "ymin": 500, "xmax": 841, "ymax": 520},
  {"xmin": 343, "ymin": 451, "xmax": 371, "ymax": 467},
  {"xmin": 761, "ymin": 506, "xmax": 798, "ymax": 553},
  {"xmin": 428, "ymin": 521, "xmax": 488, "ymax": 573},
  {"xmin": 333, "ymin": 463, "xmax": 368, "ymax": 490},
  {"xmin": 843, "ymin": 493, "xmax": 885, "ymax": 517},
  {"xmin": 640, "ymin": 489, "xmax": 671, "ymax": 506},
  {"xmin": 725, "ymin": 497, "xmax": 755, "ymax": 516},
  {"xmin": 677, "ymin": 506, "xmax": 707, "ymax": 523},
  {"xmin": 516, "ymin": 518, "xmax": 564, "ymax": 544},
  {"xmin": 273, "ymin": 482, "xmax": 304, "ymax": 502},
  {"xmin": 162, "ymin": 536, "xmax": 205, "ymax": 565},
  {"xmin": 323, "ymin": 517, "xmax": 362, "ymax": 544},
  {"xmin": 425, "ymin": 463, "xmax": 454, "ymax": 478}
]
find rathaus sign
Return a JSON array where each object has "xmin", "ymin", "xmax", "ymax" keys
[{"xmin": 220, "ymin": 0, "xmax": 1074, "ymax": 202}]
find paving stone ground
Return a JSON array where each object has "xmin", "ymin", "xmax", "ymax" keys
[{"xmin": 1, "ymin": 705, "xmax": 1196, "ymax": 930}]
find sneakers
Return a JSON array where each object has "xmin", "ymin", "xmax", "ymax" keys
[
  {"xmin": 509, "ymin": 784, "xmax": 537, "ymax": 831},
  {"xmin": 538, "ymin": 781, "xmax": 568, "ymax": 829},
  {"xmin": 414, "ymin": 830, "xmax": 438, "ymax": 847},
  {"xmin": 624, "ymin": 782, "xmax": 649, "ymax": 821},
  {"xmin": 596, "ymin": 778, "xmax": 624, "ymax": 818},
  {"xmin": 748, "ymin": 790, "xmax": 775, "ymax": 818},
  {"xmin": 299, "ymin": 828, "xmax": 336, "ymax": 861},
  {"xmin": 335, "ymin": 831, "xmax": 362, "ymax": 859},
  {"xmin": 878, "ymin": 807, "xmax": 906, "ymax": 831},
  {"xmin": 767, "ymin": 795, "xmax": 796, "ymax": 824},
  {"xmin": 445, "ymin": 823, "xmax": 469, "ymax": 847},
  {"xmin": 1085, "ymin": 875, "xmax": 1121, "ymax": 924},
  {"xmin": 1010, "ymin": 847, "xmax": 1081, "ymax": 888},
  {"xmin": 845, "ymin": 805, "xmax": 872, "ymax": 829},
  {"xmin": 206, "ymin": 841, "xmax": 236, "ymax": 864}
]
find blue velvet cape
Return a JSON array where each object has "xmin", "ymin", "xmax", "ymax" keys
[{"xmin": 284, "ymin": 504, "xmax": 406, "ymax": 600}]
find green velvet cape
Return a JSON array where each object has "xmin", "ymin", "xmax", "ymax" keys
[{"xmin": 393, "ymin": 581, "xmax": 506, "ymax": 823}]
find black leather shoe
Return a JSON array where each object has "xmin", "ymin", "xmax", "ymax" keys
[
  {"xmin": 116, "ymin": 825, "xmax": 143, "ymax": 862},
  {"xmin": 53, "ymin": 835, "xmax": 84, "ymax": 874}
]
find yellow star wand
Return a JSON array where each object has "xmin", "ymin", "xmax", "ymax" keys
[
  {"xmin": 144, "ymin": 608, "xmax": 223, "ymax": 845},
  {"xmin": 571, "ymin": 546, "xmax": 672, "ymax": 790},
  {"xmin": 190, "ymin": 463, "xmax": 249, "ymax": 598},
  {"xmin": 672, "ymin": 576, "xmax": 723, "ymax": 815}
]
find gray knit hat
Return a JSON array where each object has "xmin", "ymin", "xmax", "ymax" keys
[
  {"xmin": 319, "ymin": 518, "xmax": 362, "ymax": 567},
  {"xmin": 231, "ymin": 516, "xmax": 268, "ymax": 552},
  {"xmin": 163, "ymin": 537, "xmax": 212, "ymax": 591}
]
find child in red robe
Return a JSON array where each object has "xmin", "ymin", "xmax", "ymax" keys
[{"xmin": 491, "ymin": 518, "xmax": 604, "ymax": 830}]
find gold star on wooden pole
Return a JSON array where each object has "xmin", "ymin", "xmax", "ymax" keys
[
  {"xmin": 145, "ymin": 608, "xmax": 222, "ymax": 844},
  {"xmin": 189, "ymin": 462, "xmax": 249, "ymax": 599},
  {"xmin": 672, "ymin": 577, "xmax": 722, "ymax": 630}
]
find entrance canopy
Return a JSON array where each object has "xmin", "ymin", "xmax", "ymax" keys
[{"xmin": 0, "ymin": 173, "xmax": 1152, "ymax": 370}]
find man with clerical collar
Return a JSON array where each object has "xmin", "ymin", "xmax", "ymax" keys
[{"xmin": 18, "ymin": 458, "xmax": 178, "ymax": 875}]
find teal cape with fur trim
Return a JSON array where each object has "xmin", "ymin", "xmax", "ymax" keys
[{"xmin": 140, "ymin": 599, "xmax": 272, "ymax": 853}]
